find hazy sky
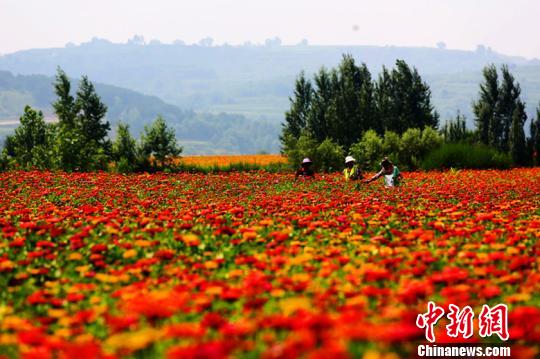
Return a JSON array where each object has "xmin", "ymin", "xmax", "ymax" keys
[{"xmin": 1, "ymin": 0, "xmax": 539, "ymax": 58}]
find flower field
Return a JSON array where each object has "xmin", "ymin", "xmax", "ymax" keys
[
  {"xmin": 178, "ymin": 155, "xmax": 287, "ymax": 167},
  {"xmin": 0, "ymin": 168, "xmax": 539, "ymax": 358}
]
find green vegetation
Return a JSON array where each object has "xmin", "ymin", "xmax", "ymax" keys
[
  {"xmin": 282, "ymin": 56, "xmax": 440, "ymax": 170},
  {"xmin": 283, "ymin": 60, "xmax": 538, "ymax": 170},
  {"xmin": 1, "ymin": 69, "xmax": 182, "ymax": 172},
  {"xmin": 0, "ymin": 71, "xmax": 280, "ymax": 154},
  {"xmin": 421, "ymin": 143, "xmax": 511, "ymax": 170}
]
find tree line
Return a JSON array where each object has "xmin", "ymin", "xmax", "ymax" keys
[
  {"xmin": 282, "ymin": 56, "xmax": 540, "ymax": 170},
  {"xmin": 1, "ymin": 69, "xmax": 182, "ymax": 172}
]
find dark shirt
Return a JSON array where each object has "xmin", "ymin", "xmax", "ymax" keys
[{"xmin": 295, "ymin": 167, "xmax": 315, "ymax": 178}]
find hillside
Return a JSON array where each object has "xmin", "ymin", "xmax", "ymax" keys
[
  {"xmin": 0, "ymin": 71, "xmax": 280, "ymax": 154},
  {"xmin": 1, "ymin": 40, "xmax": 540, "ymax": 125}
]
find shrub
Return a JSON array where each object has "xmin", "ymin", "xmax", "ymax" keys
[
  {"xmin": 316, "ymin": 138, "xmax": 344, "ymax": 172},
  {"xmin": 283, "ymin": 132, "xmax": 343, "ymax": 172},
  {"xmin": 140, "ymin": 116, "xmax": 183, "ymax": 169},
  {"xmin": 421, "ymin": 143, "xmax": 511, "ymax": 170},
  {"xmin": 350, "ymin": 130, "xmax": 384, "ymax": 171}
]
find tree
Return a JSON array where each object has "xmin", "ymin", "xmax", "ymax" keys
[
  {"xmin": 140, "ymin": 116, "xmax": 182, "ymax": 167},
  {"xmin": 53, "ymin": 69, "xmax": 111, "ymax": 171},
  {"xmin": 331, "ymin": 55, "xmax": 375, "ymax": 148},
  {"xmin": 10, "ymin": 106, "xmax": 52, "ymax": 168},
  {"xmin": 375, "ymin": 60, "xmax": 438, "ymax": 134},
  {"xmin": 307, "ymin": 68, "xmax": 333, "ymax": 142},
  {"xmin": 442, "ymin": 111, "xmax": 469, "ymax": 143},
  {"xmin": 113, "ymin": 123, "xmax": 138, "ymax": 171},
  {"xmin": 531, "ymin": 104, "xmax": 540, "ymax": 166},
  {"xmin": 281, "ymin": 72, "xmax": 312, "ymax": 140},
  {"xmin": 53, "ymin": 67, "xmax": 77, "ymax": 128},
  {"xmin": 509, "ymin": 101, "xmax": 528, "ymax": 165},
  {"xmin": 76, "ymin": 76, "xmax": 110, "ymax": 146},
  {"xmin": 497, "ymin": 65, "xmax": 521, "ymax": 151},
  {"xmin": 473, "ymin": 65, "xmax": 499, "ymax": 145}
]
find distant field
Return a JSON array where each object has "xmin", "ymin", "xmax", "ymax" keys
[{"xmin": 179, "ymin": 154, "xmax": 287, "ymax": 166}]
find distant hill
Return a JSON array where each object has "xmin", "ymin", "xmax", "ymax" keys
[
  {"xmin": 1, "ymin": 40, "xmax": 540, "ymax": 151},
  {"xmin": 1, "ymin": 40, "xmax": 540, "ymax": 125},
  {"xmin": 0, "ymin": 71, "xmax": 280, "ymax": 154}
]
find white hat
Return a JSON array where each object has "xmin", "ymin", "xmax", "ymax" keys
[
  {"xmin": 345, "ymin": 156, "xmax": 356, "ymax": 164},
  {"xmin": 302, "ymin": 158, "xmax": 312, "ymax": 164}
]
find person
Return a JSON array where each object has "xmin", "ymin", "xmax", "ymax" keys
[
  {"xmin": 364, "ymin": 157, "xmax": 402, "ymax": 187},
  {"xmin": 343, "ymin": 156, "xmax": 362, "ymax": 181},
  {"xmin": 295, "ymin": 158, "xmax": 315, "ymax": 178}
]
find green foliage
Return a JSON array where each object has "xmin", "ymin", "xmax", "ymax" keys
[
  {"xmin": 52, "ymin": 68, "xmax": 111, "ymax": 171},
  {"xmin": 376, "ymin": 60, "xmax": 439, "ymax": 133},
  {"xmin": 52, "ymin": 67, "xmax": 77, "ymax": 128},
  {"xmin": 531, "ymin": 105, "xmax": 540, "ymax": 166},
  {"xmin": 283, "ymin": 132, "xmax": 343, "ymax": 172},
  {"xmin": 76, "ymin": 76, "xmax": 110, "ymax": 146},
  {"xmin": 280, "ymin": 56, "xmax": 438, "ymax": 161},
  {"xmin": 315, "ymin": 138, "xmax": 345, "ymax": 172},
  {"xmin": 509, "ymin": 101, "xmax": 528, "ymax": 165},
  {"xmin": 282, "ymin": 131, "xmax": 318, "ymax": 169},
  {"xmin": 350, "ymin": 130, "xmax": 384, "ymax": 171},
  {"xmin": 281, "ymin": 72, "xmax": 312, "ymax": 140},
  {"xmin": 442, "ymin": 112, "xmax": 472, "ymax": 143},
  {"xmin": 349, "ymin": 127, "xmax": 443, "ymax": 171},
  {"xmin": 8, "ymin": 106, "xmax": 53, "ymax": 169},
  {"xmin": 112, "ymin": 123, "xmax": 138, "ymax": 172},
  {"xmin": 140, "ymin": 116, "xmax": 183, "ymax": 167},
  {"xmin": 421, "ymin": 143, "xmax": 511, "ymax": 170},
  {"xmin": 473, "ymin": 64, "xmax": 525, "ymax": 153},
  {"xmin": 399, "ymin": 128, "xmax": 423, "ymax": 169},
  {"xmin": 382, "ymin": 131, "xmax": 400, "ymax": 163}
]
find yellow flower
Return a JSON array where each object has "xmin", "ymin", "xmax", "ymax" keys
[
  {"xmin": 123, "ymin": 249, "xmax": 137, "ymax": 259},
  {"xmin": 105, "ymin": 328, "xmax": 163, "ymax": 352},
  {"xmin": 279, "ymin": 297, "xmax": 311, "ymax": 316},
  {"xmin": 68, "ymin": 253, "xmax": 83, "ymax": 261}
]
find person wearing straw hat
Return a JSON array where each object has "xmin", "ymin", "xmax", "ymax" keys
[
  {"xmin": 364, "ymin": 157, "xmax": 402, "ymax": 187},
  {"xmin": 295, "ymin": 157, "xmax": 315, "ymax": 178},
  {"xmin": 343, "ymin": 156, "xmax": 362, "ymax": 181}
]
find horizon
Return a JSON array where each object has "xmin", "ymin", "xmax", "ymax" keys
[
  {"xmin": 1, "ymin": 35, "xmax": 536, "ymax": 61},
  {"xmin": 1, "ymin": 0, "xmax": 540, "ymax": 59}
]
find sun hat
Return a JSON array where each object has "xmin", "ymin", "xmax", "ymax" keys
[
  {"xmin": 302, "ymin": 158, "xmax": 312, "ymax": 164},
  {"xmin": 345, "ymin": 156, "xmax": 356, "ymax": 164}
]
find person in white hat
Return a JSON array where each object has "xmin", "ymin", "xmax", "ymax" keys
[
  {"xmin": 364, "ymin": 157, "xmax": 402, "ymax": 187},
  {"xmin": 343, "ymin": 156, "xmax": 362, "ymax": 181},
  {"xmin": 295, "ymin": 157, "xmax": 315, "ymax": 178}
]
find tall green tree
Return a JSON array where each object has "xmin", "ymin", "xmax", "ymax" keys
[
  {"xmin": 497, "ymin": 65, "xmax": 521, "ymax": 152},
  {"xmin": 530, "ymin": 107, "xmax": 540, "ymax": 166},
  {"xmin": 473, "ymin": 65, "xmax": 499, "ymax": 145},
  {"xmin": 509, "ymin": 101, "xmax": 528, "ymax": 165},
  {"xmin": 307, "ymin": 68, "xmax": 333, "ymax": 142},
  {"xmin": 331, "ymin": 55, "xmax": 375, "ymax": 148},
  {"xmin": 52, "ymin": 67, "xmax": 77, "ymax": 128},
  {"xmin": 76, "ymin": 76, "xmax": 110, "ymax": 146},
  {"xmin": 376, "ymin": 60, "xmax": 438, "ymax": 133},
  {"xmin": 281, "ymin": 71, "xmax": 312, "ymax": 140},
  {"xmin": 52, "ymin": 68, "xmax": 110, "ymax": 171}
]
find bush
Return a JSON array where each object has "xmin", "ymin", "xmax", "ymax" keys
[
  {"xmin": 421, "ymin": 143, "xmax": 511, "ymax": 170},
  {"xmin": 140, "ymin": 116, "xmax": 183, "ymax": 168},
  {"xmin": 350, "ymin": 130, "xmax": 384, "ymax": 171},
  {"xmin": 316, "ymin": 138, "xmax": 344, "ymax": 172},
  {"xmin": 382, "ymin": 131, "xmax": 400, "ymax": 164},
  {"xmin": 283, "ymin": 132, "xmax": 343, "ymax": 172}
]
